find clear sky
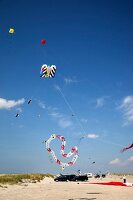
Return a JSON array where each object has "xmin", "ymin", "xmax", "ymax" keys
[{"xmin": 0, "ymin": 0, "xmax": 133, "ymax": 174}]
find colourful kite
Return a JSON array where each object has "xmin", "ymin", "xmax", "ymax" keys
[
  {"xmin": 120, "ymin": 143, "xmax": 133, "ymax": 153},
  {"xmin": 45, "ymin": 134, "xmax": 78, "ymax": 170},
  {"xmin": 40, "ymin": 64, "xmax": 56, "ymax": 78},
  {"xmin": 9, "ymin": 28, "xmax": 14, "ymax": 34}
]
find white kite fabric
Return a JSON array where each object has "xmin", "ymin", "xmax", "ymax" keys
[
  {"xmin": 45, "ymin": 134, "xmax": 78, "ymax": 170},
  {"xmin": 40, "ymin": 64, "xmax": 56, "ymax": 78}
]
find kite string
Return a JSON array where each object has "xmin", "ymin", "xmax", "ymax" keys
[
  {"xmin": 98, "ymin": 138, "xmax": 124, "ymax": 147},
  {"xmin": 55, "ymin": 85, "xmax": 86, "ymax": 136},
  {"xmin": 55, "ymin": 85, "xmax": 125, "ymax": 149}
]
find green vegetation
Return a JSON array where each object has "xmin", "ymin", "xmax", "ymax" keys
[{"xmin": 0, "ymin": 173, "xmax": 54, "ymax": 185}]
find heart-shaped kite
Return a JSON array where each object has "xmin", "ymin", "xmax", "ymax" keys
[{"xmin": 45, "ymin": 134, "xmax": 78, "ymax": 170}]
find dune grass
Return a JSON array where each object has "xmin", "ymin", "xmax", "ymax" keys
[{"xmin": 0, "ymin": 173, "xmax": 54, "ymax": 185}]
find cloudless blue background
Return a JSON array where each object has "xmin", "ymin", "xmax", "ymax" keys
[{"xmin": 0, "ymin": 0, "xmax": 133, "ymax": 174}]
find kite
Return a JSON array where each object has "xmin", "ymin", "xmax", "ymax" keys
[
  {"xmin": 40, "ymin": 64, "xmax": 56, "ymax": 78},
  {"xmin": 15, "ymin": 113, "xmax": 19, "ymax": 117},
  {"xmin": 9, "ymin": 28, "xmax": 14, "ymax": 34},
  {"xmin": 41, "ymin": 39, "xmax": 46, "ymax": 45},
  {"xmin": 83, "ymin": 181, "xmax": 133, "ymax": 187},
  {"xmin": 92, "ymin": 161, "xmax": 95, "ymax": 164},
  {"xmin": 77, "ymin": 169, "xmax": 81, "ymax": 175},
  {"xmin": 28, "ymin": 100, "xmax": 32, "ymax": 104},
  {"xmin": 120, "ymin": 143, "xmax": 133, "ymax": 153},
  {"xmin": 44, "ymin": 134, "xmax": 78, "ymax": 170}
]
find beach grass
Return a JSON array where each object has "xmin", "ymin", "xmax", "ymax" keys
[{"xmin": 0, "ymin": 173, "xmax": 54, "ymax": 185}]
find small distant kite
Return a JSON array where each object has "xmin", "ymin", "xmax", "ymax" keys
[
  {"xmin": 40, "ymin": 64, "xmax": 56, "ymax": 78},
  {"xmin": 15, "ymin": 113, "xmax": 19, "ymax": 117},
  {"xmin": 28, "ymin": 100, "xmax": 32, "ymax": 104},
  {"xmin": 77, "ymin": 169, "xmax": 81, "ymax": 175},
  {"xmin": 120, "ymin": 143, "xmax": 133, "ymax": 153},
  {"xmin": 92, "ymin": 161, "xmax": 95, "ymax": 164},
  {"xmin": 41, "ymin": 39, "xmax": 46, "ymax": 45},
  {"xmin": 9, "ymin": 28, "xmax": 14, "ymax": 34},
  {"xmin": 44, "ymin": 134, "xmax": 78, "ymax": 170}
]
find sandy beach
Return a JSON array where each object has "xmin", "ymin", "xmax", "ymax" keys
[{"xmin": 0, "ymin": 175, "xmax": 133, "ymax": 200}]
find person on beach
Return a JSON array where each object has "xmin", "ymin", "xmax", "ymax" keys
[{"xmin": 123, "ymin": 175, "xmax": 126, "ymax": 183}]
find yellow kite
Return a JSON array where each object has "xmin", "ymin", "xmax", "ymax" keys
[{"xmin": 9, "ymin": 28, "xmax": 14, "ymax": 34}]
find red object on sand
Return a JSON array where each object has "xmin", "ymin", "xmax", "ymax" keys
[
  {"xmin": 41, "ymin": 39, "xmax": 46, "ymax": 44},
  {"xmin": 83, "ymin": 182, "xmax": 128, "ymax": 186}
]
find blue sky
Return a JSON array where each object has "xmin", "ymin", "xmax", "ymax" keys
[{"xmin": 0, "ymin": 0, "xmax": 133, "ymax": 174}]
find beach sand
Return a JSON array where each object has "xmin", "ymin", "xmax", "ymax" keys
[{"xmin": 0, "ymin": 175, "xmax": 133, "ymax": 200}]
